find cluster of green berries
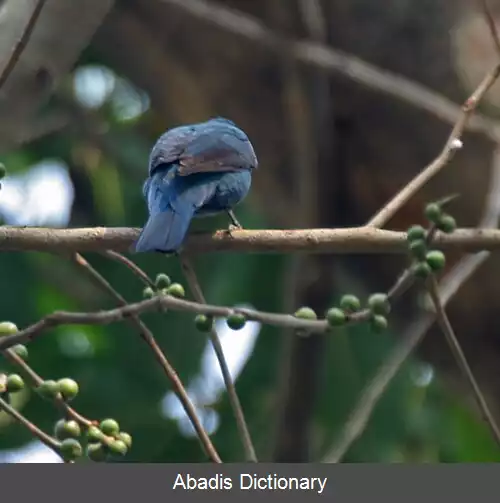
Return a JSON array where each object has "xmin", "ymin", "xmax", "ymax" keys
[
  {"xmin": 407, "ymin": 202, "xmax": 456, "ymax": 279},
  {"xmin": 36, "ymin": 377, "xmax": 79, "ymax": 402},
  {"xmin": 56, "ymin": 417, "xmax": 132, "ymax": 462},
  {"xmin": 0, "ymin": 372, "xmax": 25, "ymax": 396},
  {"xmin": 294, "ymin": 293, "xmax": 391, "ymax": 334},
  {"xmin": 143, "ymin": 273, "xmax": 185, "ymax": 299}
]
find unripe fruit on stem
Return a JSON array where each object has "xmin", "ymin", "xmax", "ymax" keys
[
  {"xmin": 339, "ymin": 294, "xmax": 361, "ymax": 313},
  {"xmin": 11, "ymin": 344, "xmax": 28, "ymax": 360},
  {"xmin": 294, "ymin": 307, "xmax": 317, "ymax": 320},
  {"xmin": 6, "ymin": 374, "xmax": 24, "ymax": 393},
  {"xmin": 368, "ymin": 293, "xmax": 390, "ymax": 316},
  {"xmin": 57, "ymin": 378, "xmax": 79, "ymax": 401},
  {"xmin": 408, "ymin": 239, "xmax": 427, "ymax": 260},
  {"xmin": 166, "ymin": 283, "xmax": 185, "ymax": 298},
  {"xmin": 326, "ymin": 308, "xmax": 346, "ymax": 327},
  {"xmin": 54, "ymin": 419, "xmax": 81, "ymax": 440},
  {"xmin": 100, "ymin": 418, "xmax": 120, "ymax": 436},
  {"xmin": 426, "ymin": 250, "xmax": 446, "ymax": 271},
  {"xmin": 87, "ymin": 425, "xmax": 103, "ymax": 443},
  {"xmin": 116, "ymin": 432, "xmax": 132, "ymax": 449},
  {"xmin": 437, "ymin": 214, "xmax": 457, "ymax": 234},
  {"xmin": 37, "ymin": 380, "xmax": 59, "ymax": 400},
  {"xmin": 155, "ymin": 273, "xmax": 171, "ymax": 289},
  {"xmin": 109, "ymin": 439, "xmax": 128, "ymax": 456},
  {"xmin": 60, "ymin": 438, "xmax": 83, "ymax": 461},
  {"xmin": 86, "ymin": 442, "xmax": 107, "ymax": 462},
  {"xmin": 143, "ymin": 287, "xmax": 154, "ymax": 299},
  {"xmin": 413, "ymin": 262, "xmax": 432, "ymax": 279},
  {"xmin": 424, "ymin": 203, "xmax": 442, "ymax": 223},
  {"xmin": 406, "ymin": 225, "xmax": 427, "ymax": 243},
  {"xmin": 370, "ymin": 315, "xmax": 388, "ymax": 333},
  {"xmin": 0, "ymin": 322, "xmax": 18, "ymax": 335},
  {"xmin": 194, "ymin": 314, "xmax": 213, "ymax": 332},
  {"xmin": 226, "ymin": 313, "xmax": 247, "ymax": 330}
]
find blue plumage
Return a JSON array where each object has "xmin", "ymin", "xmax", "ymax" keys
[{"xmin": 132, "ymin": 117, "xmax": 258, "ymax": 253}]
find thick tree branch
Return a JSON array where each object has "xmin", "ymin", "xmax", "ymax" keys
[{"xmin": 2, "ymin": 226, "xmax": 500, "ymax": 254}]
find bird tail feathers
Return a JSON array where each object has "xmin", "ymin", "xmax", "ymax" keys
[{"xmin": 131, "ymin": 206, "xmax": 194, "ymax": 253}]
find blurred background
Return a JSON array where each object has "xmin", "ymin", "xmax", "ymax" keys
[{"xmin": 1, "ymin": 0, "xmax": 500, "ymax": 462}]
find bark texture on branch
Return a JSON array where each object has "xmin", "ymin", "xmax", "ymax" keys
[{"xmin": 0, "ymin": 226, "xmax": 500, "ymax": 254}]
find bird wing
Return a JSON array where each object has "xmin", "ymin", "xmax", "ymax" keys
[
  {"xmin": 148, "ymin": 120, "xmax": 258, "ymax": 176},
  {"xmin": 177, "ymin": 128, "xmax": 258, "ymax": 176},
  {"xmin": 148, "ymin": 124, "xmax": 199, "ymax": 175}
]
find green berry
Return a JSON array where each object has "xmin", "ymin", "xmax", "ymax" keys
[
  {"xmin": 226, "ymin": 313, "xmax": 247, "ymax": 330},
  {"xmin": 116, "ymin": 432, "xmax": 132, "ymax": 449},
  {"xmin": 86, "ymin": 425, "xmax": 103, "ymax": 443},
  {"xmin": 36, "ymin": 380, "xmax": 59, "ymax": 400},
  {"xmin": 0, "ymin": 164, "xmax": 6, "ymax": 179},
  {"xmin": 86, "ymin": 442, "xmax": 107, "ymax": 462},
  {"xmin": 54, "ymin": 419, "xmax": 81, "ymax": 440},
  {"xmin": 339, "ymin": 294, "xmax": 361, "ymax": 313},
  {"xmin": 143, "ymin": 287, "xmax": 154, "ymax": 299},
  {"xmin": 6, "ymin": 374, "xmax": 24, "ymax": 393},
  {"xmin": 370, "ymin": 315, "xmax": 388, "ymax": 333},
  {"xmin": 424, "ymin": 203, "xmax": 442, "ymax": 223},
  {"xmin": 57, "ymin": 378, "xmax": 79, "ymax": 401},
  {"xmin": 0, "ymin": 322, "xmax": 18, "ymax": 335},
  {"xmin": 59, "ymin": 438, "xmax": 83, "ymax": 461},
  {"xmin": 408, "ymin": 239, "xmax": 427, "ymax": 260},
  {"xmin": 326, "ymin": 307, "xmax": 347, "ymax": 327},
  {"xmin": 407, "ymin": 225, "xmax": 427, "ymax": 243},
  {"xmin": 194, "ymin": 314, "xmax": 213, "ymax": 332},
  {"xmin": 166, "ymin": 283, "xmax": 185, "ymax": 298},
  {"xmin": 11, "ymin": 344, "xmax": 28, "ymax": 360},
  {"xmin": 155, "ymin": 273, "xmax": 171, "ymax": 289},
  {"xmin": 437, "ymin": 214, "xmax": 457, "ymax": 234},
  {"xmin": 368, "ymin": 293, "xmax": 391, "ymax": 316},
  {"xmin": 108, "ymin": 439, "xmax": 128, "ymax": 456},
  {"xmin": 426, "ymin": 250, "xmax": 446, "ymax": 271},
  {"xmin": 100, "ymin": 418, "xmax": 120, "ymax": 436},
  {"xmin": 413, "ymin": 262, "xmax": 432, "ymax": 279},
  {"xmin": 294, "ymin": 307, "xmax": 317, "ymax": 320}
]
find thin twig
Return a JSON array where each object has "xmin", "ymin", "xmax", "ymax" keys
[
  {"xmin": 102, "ymin": 250, "xmax": 155, "ymax": 288},
  {"xmin": 0, "ymin": 0, "xmax": 47, "ymax": 90},
  {"xmin": 72, "ymin": 253, "xmax": 222, "ymax": 463},
  {"xmin": 427, "ymin": 277, "xmax": 500, "ymax": 447},
  {"xmin": 367, "ymin": 63, "xmax": 500, "ymax": 228},
  {"xmin": 0, "ymin": 394, "xmax": 60, "ymax": 452},
  {"xmin": 179, "ymin": 255, "xmax": 257, "ymax": 462}
]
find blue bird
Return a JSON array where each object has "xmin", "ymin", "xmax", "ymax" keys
[{"xmin": 131, "ymin": 117, "xmax": 258, "ymax": 253}]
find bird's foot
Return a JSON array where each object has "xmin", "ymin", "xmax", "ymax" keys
[
  {"xmin": 226, "ymin": 209, "xmax": 243, "ymax": 236},
  {"xmin": 225, "ymin": 223, "xmax": 243, "ymax": 238}
]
